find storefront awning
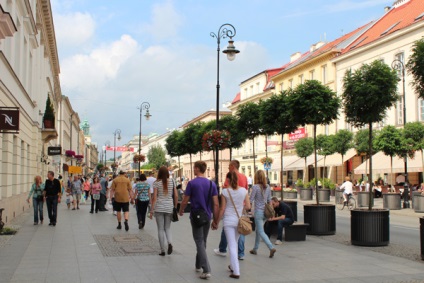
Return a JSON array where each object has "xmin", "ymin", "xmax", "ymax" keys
[
  {"xmin": 270, "ymin": 155, "xmax": 300, "ymax": 171},
  {"xmin": 354, "ymin": 151, "xmax": 423, "ymax": 175},
  {"xmin": 315, "ymin": 148, "xmax": 357, "ymax": 167},
  {"xmin": 285, "ymin": 154, "xmax": 323, "ymax": 171}
]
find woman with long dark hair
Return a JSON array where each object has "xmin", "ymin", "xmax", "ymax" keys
[
  {"xmin": 151, "ymin": 166, "xmax": 178, "ymax": 256},
  {"xmin": 135, "ymin": 174, "xmax": 151, "ymax": 229},
  {"xmin": 249, "ymin": 170, "xmax": 276, "ymax": 258}
]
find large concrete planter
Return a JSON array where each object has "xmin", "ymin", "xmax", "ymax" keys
[
  {"xmin": 414, "ymin": 195, "xmax": 424, "ymax": 213},
  {"xmin": 383, "ymin": 193, "xmax": 401, "ymax": 210},
  {"xmin": 303, "ymin": 204, "xmax": 335, "ymax": 235},
  {"xmin": 271, "ymin": 190, "xmax": 282, "ymax": 199},
  {"xmin": 412, "ymin": 191, "xmax": 422, "ymax": 209},
  {"xmin": 357, "ymin": 192, "xmax": 374, "ymax": 208},
  {"xmin": 317, "ymin": 189, "xmax": 330, "ymax": 202},
  {"xmin": 335, "ymin": 189, "xmax": 344, "ymax": 204},
  {"xmin": 300, "ymin": 188, "xmax": 313, "ymax": 200},
  {"xmin": 283, "ymin": 191, "xmax": 298, "ymax": 199},
  {"xmin": 351, "ymin": 209, "xmax": 389, "ymax": 247},
  {"xmin": 283, "ymin": 200, "xmax": 298, "ymax": 222},
  {"xmin": 420, "ymin": 217, "xmax": 424, "ymax": 260}
]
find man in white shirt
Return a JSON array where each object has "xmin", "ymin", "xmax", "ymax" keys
[
  {"xmin": 247, "ymin": 175, "xmax": 253, "ymax": 193},
  {"xmin": 146, "ymin": 171, "xmax": 156, "ymax": 198},
  {"xmin": 340, "ymin": 176, "xmax": 354, "ymax": 203}
]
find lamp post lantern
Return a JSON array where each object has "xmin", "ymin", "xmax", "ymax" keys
[
  {"xmin": 113, "ymin": 129, "xmax": 121, "ymax": 174},
  {"xmin": 210, "ymin": 23, "xmax": 239, "ymax": 190},
  {"xmin": 392, "ymin": 59, "xmax": 409, "ymax": 208},
  {"xmin": 137, "ymin": 102, "xmax": 151, "ymax": 178}
]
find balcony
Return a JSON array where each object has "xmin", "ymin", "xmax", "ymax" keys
[{"xmin": 41, "ymin": 128, "xmax": 58, "ymax": 144}]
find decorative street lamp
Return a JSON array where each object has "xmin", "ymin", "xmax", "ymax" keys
[
  {"xmin": 104, "ymin": 140, "xmax": 110, "ymax": 167},
  {"xmin": 137, "ymin": 102, "xmax": 151, "ymax": 178},
  {"xmin": 210, "ymin": 23, "xmax": 240, "ymax": 190},
  {"xmin": 113, "ymin": 129, "xmax": 121, "ymax": 174},
  {"xmin": 392, "ymin": 59, "xmax": 409, "ymax": 208}
]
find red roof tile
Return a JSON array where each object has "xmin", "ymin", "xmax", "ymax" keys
[
  {"xmin": 343, "ymin": 0, "xmax": 424, "ymax": 53},
  {"xmin": 231, "ymin": 92, "xmax": 240, "ymax": 104}
]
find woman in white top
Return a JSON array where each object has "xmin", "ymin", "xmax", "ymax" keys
[
  {"xmin": 151, "ymin": 166, "xmax": 178, "ymax": 256},
  {"xmin": 340, "ymin": 176, "xmax": 354, "ymax": 202},
  {"xmin": 214, "ymin": 171, "xmax": 250, "ymax": 279}
]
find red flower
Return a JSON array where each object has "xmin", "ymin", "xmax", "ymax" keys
[{"xmin": 202, "ymin": 130, "xmax": 230, "ymax": 151}]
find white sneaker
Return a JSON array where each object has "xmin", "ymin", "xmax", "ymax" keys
[
  {"xmin": 213, "ymin": 248, "xmax": 226, "ymax": 257},
  {"xmin": 195, "ymin": 268, "xmax": 202, "ymax": 273},
  {"xmin": 275, "ymin": 240, "xmax": 283, "ymax": 245},
  {"xmin": 199, "ymin": 273, "xmax": 211, "ymax": 280}
]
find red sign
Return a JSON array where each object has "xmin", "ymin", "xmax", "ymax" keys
[
  {"xmin": 288, "ymin": 128, "xmax": 307, "ymax": 141},
  {"xmin": 283, "ymin": 140, "xmax": 296, "ymax": 150},
  {"xmin": 266, "ymin": 141, "xmax": 280, "ymax": 146},
  {"xmin": 105, "ymin": 146, "xmax": 135, "ymax": 152}
]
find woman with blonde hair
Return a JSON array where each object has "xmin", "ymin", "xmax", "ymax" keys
[
  {"xmin": 27, "ymin": 176, "xmax": 45, "ymax": 225},
  {"xmin": 213, "ymin": 171, "xmax": 250, "ymax": 279},
  {"xmin": 151, "ymin": 166, "xmax": 178, "ymax": 256},
  {"xmin": 249, "ymin": 170, "xmax": 276, "ymax": 258}
]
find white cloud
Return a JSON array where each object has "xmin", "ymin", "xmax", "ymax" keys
[
  {"xmin": 55, "ymin": 12, "xmax": 95, "ymax": 48},
  {"xmin": 140, "ymin": 0, "xmax": 183, "ymax": 41}
]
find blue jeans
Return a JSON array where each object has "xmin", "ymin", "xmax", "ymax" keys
[
  {"xmin": 46, "ymin": 196, "xmax": 58, "ymax": 224},
  {"xmin": 253, "ymin": 210, "xmax": 273, "ymax": 251},
  {"xmin": 265, "ymin": 218, "xmax": 294, "ymax": 241},
  {"xmin": 218, "ymin": 228, "xmax": 245, "ymax": 257},
  {"xmin": 32, "ymin": 198, "xmax": 43, "ymax": 223}
]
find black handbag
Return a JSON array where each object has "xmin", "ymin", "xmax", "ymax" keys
[{"xmin": 191, "ymin": 181, "xmax": 212, "ymax": 227}]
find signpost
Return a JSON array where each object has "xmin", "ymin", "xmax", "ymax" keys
[{"xmin": 0, "ymin": 107, "xmax": 19, "ymax": 133}]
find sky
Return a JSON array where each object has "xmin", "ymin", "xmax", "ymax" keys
[{"xmin": 50, "ymin": 0, "xmax": 393, "ymax": 151}]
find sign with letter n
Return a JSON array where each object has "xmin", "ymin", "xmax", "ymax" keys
[{"xmin": 0, "ymin": 107, "xmax": 19, "ymax": 133}]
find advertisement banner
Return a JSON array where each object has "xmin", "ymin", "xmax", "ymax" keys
[
  {"xmin": 68, "ymin": 166, "xmax": 83, "ymax": 174},
  {"xmin": 105, "ymin": 146, "xmax": 135, "ymax": 152},
  {"xmin": 288, "ymin": 128, "xmax": 307, "ymax": 141}
]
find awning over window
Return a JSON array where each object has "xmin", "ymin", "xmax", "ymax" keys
[
  {"xmin": 269, "ymin": 155, "xmax": 301, "ymax": 171},
  {"xmin": 354, "ymin": 151, "xmax": 423, "ymax": 175},
  {"xmin": 315, "ymin": 148, "xmax": 357, "ymax": 167},
  {"xmin": 285, "ymin": 154, "xmax": 323, "ymax": 171}
]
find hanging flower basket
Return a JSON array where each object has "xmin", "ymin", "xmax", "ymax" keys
[
  {"xmin": 202, "ymin": 130, "xmax": 230, "ymax": 151},
  {"xmin": 74, "ymin": 154, "xmax": 84, "ymax": 159},
  {"xmin": 111, "ymin": 163, "xmax": 118, "ymax": 169},
  {"xmin": 260, "ymin": 157, "xmax": 273, "ymax": 165},
  {"xmin": 133, "ymin": 154, "xmax": 146, "ymax": 163},
  {"xmin": 65, "ymin": 150, "xmax": 75, "ymax": 157}
]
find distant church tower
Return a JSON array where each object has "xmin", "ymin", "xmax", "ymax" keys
[{"xmin": 80, "ymin": 119, "xmax": 91, "ymax": 144}]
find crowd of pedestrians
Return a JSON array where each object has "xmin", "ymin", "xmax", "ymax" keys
[{"xmin": 28, "ymin": 159, "xmax": 294, "ymax": 280}]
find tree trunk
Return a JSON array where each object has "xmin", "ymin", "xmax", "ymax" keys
[
  {"xmin": 368, "ymin": 122, "xmax": 373, "ymax": 210},
  {"xmin": 314, "ymin": 124, "xmax": 319, "ymax": 205},
  {"xmin": 253, "ymin": 138, "xmax": 256, "ymax": 175},
  {"xmin": 323, "ymin": 156, "xmax": 326, "ymax": 180},
  {"xmin": 422, "ymin": 149, "xmax": 424, "ymax": 182},
  {"xmin": 304, "ymin": 157, "xmax": 307, "ymax": 183},
  {"xmin": 230, "ymin": 147, "xmax": 233, "ymax": 161},
  {"xmin": 341, "ymin": 155, "xmax": 345, "ymax": 182},
  {"xmin": 280, "ymin": 134, "xmax": 284, "ymax": 187},
  {"xmin": 390, "ymin": 156, "xmax": 394, "ymax": 192}
]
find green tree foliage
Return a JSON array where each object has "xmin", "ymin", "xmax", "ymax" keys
[
  {"xmin": 354, "ymin": 129, "xmax": 375, "ymax": 155},
  {"xmin": 236, "ymin": 102, "xmax": 262, "ymax": 174},
  {"xmin": 406, "ymin": 39, "xmax": 424, "ymax": 99},
  {"xmin": 147, "ymin": 144, "xmax": 167, "ymax": 170},
  {"xmin": 290, "ymin": 80, "xmax": 340, "ymax": 204},
  {"xmin": 403, "ymin": 122, "xmax": 424, "ymax": 180},
  {"xmin": 220, "ymin": 115, "xmax": 247, "ymax": 159},
  {"xmin": 165, "ymin": 130, "xmax": 183, "ymax": 158},
  {"xmin": 180, "ymin": 123, "xmax": 204, "ymax": 178},
  {"xmin": 317, "ymin": 134, "xmax": 336, "ymax": 179},
  {"xmin": 295, "ymin": 137, "xmax": 314, "ymax": 183},
  {"xmin": 342, "ymin": 60, "xmax": 399, "ymax": 210},
  {"xmin": 332, "ymin": 129, "xmax": 354, "ymax": 181}
]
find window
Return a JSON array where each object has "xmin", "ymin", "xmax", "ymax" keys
[
  {"xmin": 420, "ymin": 99, "xmax": 424, "ymax": 121},
  {"xmin": 325, "ymin": 125, "xmax": 329, "ymax": 135},
  {"xmin": 322, "ymin": 65, "xmax": 327, "ymax": 84},
  {"xmin": 299, "ymin": 74, "xmax": 304, "ymax": 84},
  {"xmin": 244, "ymin": 88, "xmax": 248, "ymax": 99},
  {"xmin": 394, "ymin": 52, "xmax": 404, "ymax": 77},
  {"xmin": 396, "ymin": 96, "xmax": 404, "ymax": 125},
  {"xmin": 279, "ymin": 83, "xmax": 284, "ymax": 91},
  {"xmin": 310, "ymin": 70, "xmax": 315, "ymax": 80},
  {"xmin": 256, "ymin": 82, "xmax": 260, "ymax": 94},
  {"xmin": 250, "ymin": 85, "xmax": 253, "ymax": 97},
  {"xmin": 381, "ymin": 22, "xmax": 400, "ymax": 36},
  {"xmin": 289, "ymin": 79, "xmax": 293, "ymax": 89}
]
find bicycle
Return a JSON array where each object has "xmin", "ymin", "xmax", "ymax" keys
[{"xmin": 336, "ymin": 193, "xmax": 356, "ymax": 210}]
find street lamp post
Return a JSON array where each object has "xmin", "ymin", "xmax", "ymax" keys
[
  {"xmin": 137, "ymin": 102, "xmax": 151, "ymax": 178},
  {"xmin": 113, "ymin": 129, "xmax": 121, "ymax": 174},
  {"xmin": 104, "ymin": 140, "xmax": 110, "ymax": 167},
  {"xmin": 392, "ymin": 59, "xmax": 409, "ymax": 208},
  {"xmin": 210, "ymin": 23, "xmax": 240, "ymax": 190}
]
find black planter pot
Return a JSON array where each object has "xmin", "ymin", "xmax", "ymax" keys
[
  {"xmin": 351, "ymin": 209, "xmax": 389, "ymax": 247},
  {"xmin": 412, "ymin": 191, "xmax": 422, "ymax": 209},
  {"xmin": 283, "ymin": 191, "xmax": 298, "ymax": 199},
  {"xmin": 414, "ymin": 195, "xmax": 424, "ymax": 213},
  {"xmin": 283, "ymin": 200, "xmax": 298, "ymax": 222},
  {"xmin": 420, "ymin": 217, "xmax": 424, "ymax": 260},
  {"xmin": 317, "ymin": 189, "xmax": 330, "ymax": 202},
  {"xmin": 383, "ymin": 193, "xmax": 401, "ymax": 210},
  {"xmin": 300, "ymin": 188, "xmax": 313, "ymax": 200},
  {"xmin": 357, "ymin": 192, "xmax": 374, "ymax": 208},
  {"xmin": 303, "ymin": 204, "xmax": 335, "ymax": 235},
  {"xmin": 0, "ymin": 208, "xmax": 4, "ymax": 230}
]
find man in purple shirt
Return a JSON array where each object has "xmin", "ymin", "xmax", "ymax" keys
[{"xmin": 179, "ymin": 160, "xmax": 219, "ymax": 280}]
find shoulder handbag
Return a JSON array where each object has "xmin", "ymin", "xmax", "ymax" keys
[
  {"xmin": 262, "ymin": 186, "xmax": 275, "ymax": 219},
  {"xmin": 191, "ymin": 181, "xmax": 212, "ymax": 227},
  {"xmin": 227, "ymin": 188, "xmax": 252, "ymax": 235},
  {"xmin": 171, "ymin": 179, "xmax": 179, "ymax": 222}
]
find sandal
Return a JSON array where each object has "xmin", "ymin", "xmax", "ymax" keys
[{"xmin": 199, "ymin": 273, "xmax": 211, "ymax": 280}]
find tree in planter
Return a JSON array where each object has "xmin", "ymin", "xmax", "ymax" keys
[
  {"xmin": 180, "ymin": 123, "xmax": 203, "ymax": 178},
  {"xmin": 236, "ymin": 102, "xmax": 262, "ymax": 175},
  {"xmin": 354, "ymin": 129, "xmax": 376, "ymax": 185},
  {"xmin": 294, "ymin": 137, "xmax": 314, "ymax": 183},
  {"xmin": 332, "ymin": 129, "xmax": 353, "ymax": 182},
  {"xmin": 374, "ymin": 126, "xmax": 405, "ymax": 190},
  {"xmin": 147, "ymin": 144, "xmax": 167, "ymax": 170},
  {"xmin": 406, "ymin": 38, "xmax": 424, "ymax": 99},
  {"xmin": 219, "ymin": 115, "xmax": 247, "ymax": 160},
  {"xmin": 342, "ymin": 60, "xmax": 398, "ymax": 210},
  {"xmin": 290, "ymin": 80, "xmax": 341, "ymax": 205},
  {"xmin": 403, "ymin": 122, "xmax": 424, "ymax": 181},
  {"xmin": 165, "ymin": 130, "xmax": 184, "ymax": 178},
  {"xmin": 316, "ymin": 134, "xmax": 336, "ymax": 180},
  {"xmin": 260, "ymin": 91, "xmax": 298, "ymax": 188},
  {"xmin": 43, "ymin": 96, "xmax": 55, "ymax": 128}
]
